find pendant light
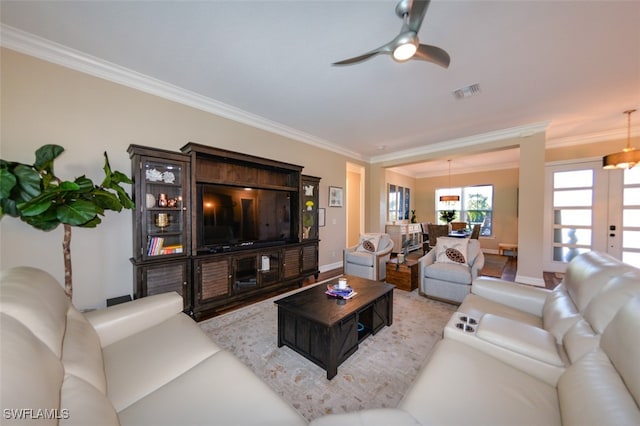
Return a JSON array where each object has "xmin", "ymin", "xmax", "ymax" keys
[
  {"xmin": 603, "ymin": 109, "xmax": 639, "ymax": 170},
  {"xmin": 439, "ymin": 160, "xmax": 460, "ymax": 202}
]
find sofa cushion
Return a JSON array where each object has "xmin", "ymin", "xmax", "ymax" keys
[
  {"xmin": 558, "ymin": 348, "xmax": 640, "ymax": 426},
  {"xmin": 400, "ymin": 339, "xmax": 560, "ymax": 426},
  {"xmin": 542, "ymin": 283, "xmax": 581, "ymax": 342},
  {"xmin": 345, "ymin": 250, "xmax": 375, "ymax": 267},
  {"xmin": 424, "ymin": 261, "xmax": 472, "ymax": 284},
  {"xmin": 563, "ymin": 251, "xmax": 634, "ymax": 312},
  {"xmin": 583, "ymin": 270, "xmax": 640, "ymax": 334},
  {"xmin": 0, "ymin": 314, "xmax": 64, "ymax": 425},
  {"xmin": 0, "ymin": 266, "xmax": 70, "ymax": 357},
  {"xmin": 60, "ymin": 375, "xmax": 119, "ymax": 426},
  {"xmin": 458, "ymin": 294, "xmax": 543, "ymax": 328},
  {"xmin": 600, "ymin": 297, "xmax": 640, "ymax": 406},
  {"xmin": 118, "ymin": 350, "xmax": 306, "ymax": 426},
  {"xmin": 62, "ymin": 307, "xmax": 107, "ymax": 394},
  {"xmin": 103, "ymin": 313, "xmax": 222, "ymax": 411}
]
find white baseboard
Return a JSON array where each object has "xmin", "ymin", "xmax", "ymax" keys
[
  {"xmin": 320, "ymin": 261, "xmax": 342, "ymax": 273},
  {"xmin": 515, "ymin": 274, "xmax": 545, "ymax": 287}
]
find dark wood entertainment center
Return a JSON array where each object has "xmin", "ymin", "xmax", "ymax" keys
[{"xmin": 128, "ymin": 143, "xmax": 320, "ymax": 319}]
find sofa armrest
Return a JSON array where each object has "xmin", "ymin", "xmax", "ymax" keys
[
  {"xmin": 84, "ymin": 292, "xmax": 184, "ymax": 347},
  {"xmin": 471, "ymin": 277, "xmax": 550, "ymax": 317},
  {"xmin": 477, "ymin": 314, "xmax": 564, "ymax": 367}
]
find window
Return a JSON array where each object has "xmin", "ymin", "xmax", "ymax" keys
[
  {"xmin": 435, "ymin": 185, "xmax": 493, "ymax": 236},
  {"xmin": 388, "ymin": 184, "xmax": 410, "ymax": 221}
]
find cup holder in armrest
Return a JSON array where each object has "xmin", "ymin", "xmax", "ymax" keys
[
  {"xmin": 459, "ymin": 316, "xmax": 477, "ymax": 325},
  {"xmin": 456, "ymin": 322, "xmax": 475, "ymax": 332}
]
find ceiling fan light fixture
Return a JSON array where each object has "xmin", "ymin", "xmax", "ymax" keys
[
  {"xmin": 392, "ymin": 33, "xmax": 418, "ymax": 61},
  {"xmin": 603, "ymin": 109, "xmax": 639, "ymax": 170}
]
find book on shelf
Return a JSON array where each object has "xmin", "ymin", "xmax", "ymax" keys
[{"xmin": 147, "ymin": 237, "xmax": 164, "ymax": 256}]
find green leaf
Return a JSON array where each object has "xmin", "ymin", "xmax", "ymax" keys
[
  {"xmin": 21, "ymin": 214, "xmax": 60, "ymax": 231},
  {"xmin": 78, "ymin": 216, "xmax": 101, "ymax": 228},
  {"xmin": 34, "ymin": 145, "xmax": 64, "ymax": 171},
  {"xmin": 0, "ymin": 169, "xmax": 17, "ymax": 199},
  {"xmin": 111, "ymin": 170, "xmax": 132, "ymax": 185},
  {"xmin": 92, "ymin": 190, "xmax": 122, "ymax": 211},
  {"xmin": 14, "ymin": 165, "xmax": 42, "ymax": 198},
  {"xmin": 1, "ymin": 198, "xmax": 19, "ymax": 217},
  {"xmin": 18, "ymin": 197, "xmax": 53, "ymax": 216},
  {"xmin": 56, "ymin": 200, "xmax": 99, "ymax": 225},
  {"xmin": 73, "ymin": 176, "xmax": 94, "ymax": 192},
  {"xmin": 112, "ymin": 185, "xmax": 135, "ymax": 210},
  {"xmin": 59, "ymin": 181, "xmax": 81, "ymax": 192}
]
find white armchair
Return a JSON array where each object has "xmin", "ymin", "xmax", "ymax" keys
[
  {"xmin": 343, "ymin": 233, "xmax": 394, "ymax": 281},
  {"xmin": 419, "ymin": 238, "xmax": 485, "ymax": 304}
]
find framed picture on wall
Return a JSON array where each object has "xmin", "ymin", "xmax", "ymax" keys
[
  {"xmin": 329, "ymin": 186, "xmax": 343, "ymax": 207},
  {"xmin": 318, "ymin": 208, "xmax": 326, "ymax": 227}
]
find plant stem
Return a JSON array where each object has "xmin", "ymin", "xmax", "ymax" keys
[{"xmin": 63, "ymin": 223, "xmax": 72, "ymax": 299}]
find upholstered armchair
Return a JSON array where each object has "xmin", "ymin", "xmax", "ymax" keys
[
  {"xmin": 343, "ymin": 233, "xmax": 394, "ymax": 281},
  {"xmin": 419, "ymin": 237, "xmax": 485, "ymax": 304}
]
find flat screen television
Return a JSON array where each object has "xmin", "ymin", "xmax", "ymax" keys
[{"xmin": 197, "ymin": 183, "xmax": 298, "ymax": 253}]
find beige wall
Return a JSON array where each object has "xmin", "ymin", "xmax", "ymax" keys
[
  {"xmin": 0, "ymin": 48, "xmax": 352, "ymax": 309},
  {"xmin": 414, "ymin": 167, "xmax": 519, "ymax": 254}
]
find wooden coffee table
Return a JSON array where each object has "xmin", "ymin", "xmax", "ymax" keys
[{"xmin": 274, "ymin": 275, "xmax": 394, "ymax": 379}]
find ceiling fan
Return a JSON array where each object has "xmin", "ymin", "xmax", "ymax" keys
[{"xmin": 332, "ymin": 0, "xmax": 450, "ymax": 68}]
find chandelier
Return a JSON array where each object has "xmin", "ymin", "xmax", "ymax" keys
[
  {"xmin": 603, "ymin": 109, "xmax": 639, "ymax": 170},
  {"xmin": 439, "ymin": 160, "xmax": 460, "ymax": 202}
]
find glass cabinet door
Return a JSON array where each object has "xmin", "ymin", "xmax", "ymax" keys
[
  {"xmin": 141, "ymin": 159, "xmax": 188, "ymax": 260},
  {"xmin": 301, "ymin": 175, "xmax": 320, "ymax": 241}
]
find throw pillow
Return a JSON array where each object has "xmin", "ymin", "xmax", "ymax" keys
[
  {"xmin": 435, "ymin": 237, "xmax": 469, "ymax": 265},
  {"xmin": 356, "ymin": 233, "xmax": 382, "ymax": 253}
]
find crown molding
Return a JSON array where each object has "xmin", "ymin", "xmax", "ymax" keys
[
  {"xmin": 546, "ymin": 126, "xmax": 640, "ymax": 149},
  {"xmin": 0, "ymin": 24, "xmax": 364, "ymax": 161},
  {"xmin": 370, "ymin": 121, "xmax": 550, "ymax": 164}
]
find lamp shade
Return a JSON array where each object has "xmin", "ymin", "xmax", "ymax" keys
[
  {"xmin": 602, "ymin": 148, "xmax": 640, "ymax": 170},
  {"xmin": 603, "ymin": 109, "xmax": 638, "ymax": 170}
]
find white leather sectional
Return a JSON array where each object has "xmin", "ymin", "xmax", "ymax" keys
[
  {"xmin": 313, "ymin": 251, "xmax": 640, "ymax": 425},
  {"xmin": 2, "ymin": 250, "xmax": 639, "ymax": 425},
  {"xmin": 0, "ymin": 267, "xmax": 306, "ymax": 426}
]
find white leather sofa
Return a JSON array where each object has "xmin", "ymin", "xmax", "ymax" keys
[
  {"xmin": 0, "ymin": 266, "xmax": 306, "ymax": 426},
  {"xmin": 312, "ymin": 251, "xmax": 640, "ymax": 425}
]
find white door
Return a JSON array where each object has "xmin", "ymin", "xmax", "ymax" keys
[{"xmin": 544, "ymin": 160, "xmax": 640, "ymax": 272}]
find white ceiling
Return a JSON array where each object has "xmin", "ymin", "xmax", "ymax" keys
[{"xmin": 1, "ymin": 1, "xmax": 639, "ymax": 176}]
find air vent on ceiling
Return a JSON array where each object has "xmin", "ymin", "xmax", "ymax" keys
[{"xmin": 453, "ymin": 83, "xmax": 481, "ymax": 99}]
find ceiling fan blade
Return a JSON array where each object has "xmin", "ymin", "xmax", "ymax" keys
[
  {"xmin": 413, "ymin": 43, "xmax": 450, "ymax": 68},
  {"xmin": 408, "ymin": 0, "xmax": 430, "ymax": 33},
  {"xmin": 332, "ymin": 51, "xmax": 382, "ymax": 66},
  {"xmin": 332, "ymin": 42, "xmax": 393, "ymax": 66}
]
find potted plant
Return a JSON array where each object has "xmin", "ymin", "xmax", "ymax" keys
[
  {"xmin": 439, "ymin": 210, "xmax": 456, "ymax": 223},
  {"xmin": 0, "ymin": 144, "xmax": 134, "ymax": 299}
]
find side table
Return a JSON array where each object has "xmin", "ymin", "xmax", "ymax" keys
[{"xmin": 385, "ymin": 258, "xmax": 419, "ymax": 291}]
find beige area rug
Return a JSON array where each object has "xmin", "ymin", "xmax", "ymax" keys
[
  {"xmin": 480, "ymin": 253, "xmax": 509, "ymax": 278},
  {"xmin": 199, "ymin": 283, "xmax": 456, "ymax": 422}
]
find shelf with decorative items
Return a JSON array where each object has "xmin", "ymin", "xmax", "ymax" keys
[
  {"xmin": 301, "ymin": 175, "xmax": 320, "ymax": 241},
  {"xmin": 128, "ymin": 145, "xmax": 191, "ymax": 311},
  {"xmin": 301, "ymin": 175, "xmax": 321, "ymax": 279}
]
